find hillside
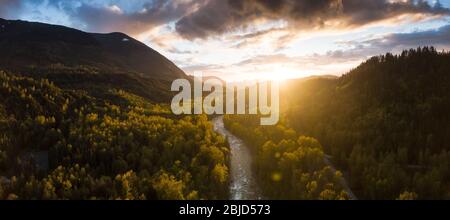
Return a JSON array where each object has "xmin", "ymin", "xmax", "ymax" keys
[
  {"xmin": 0, "ymin": 19, "xmax": 232, "ymax": 200},
  {"xmin": 0, "ymin": 18, "xmax": 187, "ymax": 102},
  {"xmin": 0, "ymin": 71, "xmax": 230, "ymax": 200},
  {"xmin": 284, "ymin": 47, "xmax": 450, "ymax": 199}
]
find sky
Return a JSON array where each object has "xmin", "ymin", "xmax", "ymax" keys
[{"xmin": 1, "ymin": 0, "xmax": 450, "ymax": 81}]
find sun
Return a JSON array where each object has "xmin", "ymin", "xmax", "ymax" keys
[{"xmin": 260, "ymin": 66, "xmax": 304, "ymax": 83}]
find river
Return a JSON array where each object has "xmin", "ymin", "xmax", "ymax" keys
[
  {"xmin": 212, "ymin": 116, "xmax": 262, "ymax": 200},
  {"xmin": 212, "ymin": 116, "xmax": 356, "ymax": 200}
]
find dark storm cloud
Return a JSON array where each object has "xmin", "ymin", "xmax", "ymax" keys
[
  {"xmin": 176, "ymin": 0, "xmax": 450, "ymax": 39},
  {"xmin": 1, "ymin": 0, "xmax": 449, "ymax": 39},
  {"xmin": 175, "ymin": 0, "xmax": 247, "ymax": 40}
]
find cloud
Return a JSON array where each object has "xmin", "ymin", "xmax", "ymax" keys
[
  {"xmin": 228, "ymin": 27, "xmax": 291, "ymax": 49},
  {"xmin": 237, "ymin": 54, "xmax": 293, "ymax": 66},
  {"xmin": 341, "ymin": 0, "xmax": 447, "ymax": 26},
  {"xmin": 167, "ymin": 47, "xmax": 198, "ymax": 54},
  {"xmin": 0, "ymin": 0, "xmax": 22, "ymax": 18},
  {"xmin": 2, "ymin": 0, "xmax": 448, "ymax": 39},
  {"xmin": 237, "ymin": 51, "xmax": 365, "ymax": 68},
  {"xmin": 73, "ymin": 0, "xmax": 199, "ymax": 34},
  {"xmin": 180, "ymin": 23, "xmax": 450, "ymax": 80},
  {"xmin": 0, "ymin": 0, "xmax": 198, "ymax": 34},
  {"xmin": 176, "ymin": 0, "xmax": 449, "ymax": 39},
  {"xmin": 175, "ymin": 0, "xmax": 245, "ymax": 39},
  {"xmin": 180, "ymin": 51, "xmax": 367, "ymax": 81},
  {"xmin": 1, "ymin": 0, "xmax": 199, "ymax": 34},
  {"xmin": 181, "ymin": 63, "xmax": 230, "ymax": 78},
  {"xmin": 363, "ymin": 24, "xmax": 450, "ymax": 49},
  {"xmin": 336, "ymin": 24, "xmax": 450, "ymax": 57}
]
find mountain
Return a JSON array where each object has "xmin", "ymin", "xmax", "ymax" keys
[
  {"xmin": 284, "ymin": 47, "xmax": 450, "ymax": 199},
  {"xmin": 0, "ymin": 18, "xmax": 187, "ymax": 102},
  {"xmin": 222, "ymin": 47, "xmax": 450, "ymax": 200},
  {"xmin": 0, "ymin": 19, "xmax": 230, "ymax": 200}
]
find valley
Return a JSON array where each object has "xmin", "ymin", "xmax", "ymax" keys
[
  {"xmin": 213, "ymin": 116, "xmax": 261, "ymax": 200},
  {"xmin": 0, "ymin": 18, "xmax": 449, "ymax": 200}
]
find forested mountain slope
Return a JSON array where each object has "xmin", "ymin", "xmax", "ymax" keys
[
  {"xmin": 0, "ymin": 18, "xmax": 187, "ymax": 102},
  {"xmin": 284, "ymin": 47, "xmax": 450, "ymax": 199},
  {"xmin": 0, "ymin": 71, "xmax": 229, "ymax": 199}
]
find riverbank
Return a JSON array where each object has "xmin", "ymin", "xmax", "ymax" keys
[{"xmin": 212, "ymin": 116, "xmax": 262, "ymax": 200}]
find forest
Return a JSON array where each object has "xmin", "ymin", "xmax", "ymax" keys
[
  {"xmin": 222, "ymin": 47, "xmax": 450, "ymax": 200},
  {"xmin": 0, "ymin": 71, "xmax": 230, "ymax": 199},
  {"xmin": 1, "ymin": 47, "xmax": 449, "ymax": 200},
  {"xmin": 283, "ymin": 47, "xmax": 450, "ymax": 199},
  {"xmin": 223, "ymin": 114, "xmax": 350, "ymax": 200}
]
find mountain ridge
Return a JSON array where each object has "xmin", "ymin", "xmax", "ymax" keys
[
  {"xmin": 0, "ymin": 18, "xmax": 188, "ymax": 102},
  {"xmin": 0, "ymin": 18, "xmax": 187, "ymax": 79}
]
